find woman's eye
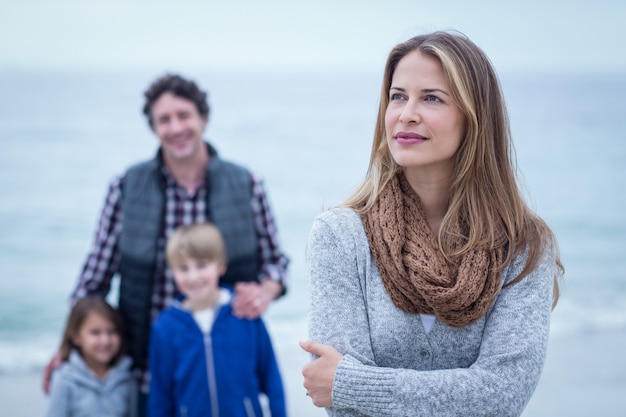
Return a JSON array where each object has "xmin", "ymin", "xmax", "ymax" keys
[{"xmin": 425, "ymin": 95, "xmax": 442, "ymax": 103}]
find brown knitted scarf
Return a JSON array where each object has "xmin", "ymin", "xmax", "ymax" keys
[{"xmin": 361, "ymin": 173, "xmax": 504, "ymax": 327}]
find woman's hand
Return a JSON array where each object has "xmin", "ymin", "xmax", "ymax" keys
[{"xmin": 300, "ymin": 340, "xmax": 343, "ymax": 408}]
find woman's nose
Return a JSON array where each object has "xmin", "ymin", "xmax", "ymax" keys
[{"xmin": 399, "ymin": 100, "xmax": 421, "ymax": 124}]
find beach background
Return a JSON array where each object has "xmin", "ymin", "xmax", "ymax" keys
[{"xmin": 1, "ymin": 1, "xmax": 625, "ymax": 416}]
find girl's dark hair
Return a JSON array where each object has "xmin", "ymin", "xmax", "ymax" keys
[
  {"xmin": 59, "ymin": 295, "xmax": 126, "ymax": 366},
  {"xmin": 142, "ymin": 73, "xmax": 210, "ymax": 129}
]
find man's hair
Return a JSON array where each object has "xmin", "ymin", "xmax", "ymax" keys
[{"xmin": 142, "ymin": 73, "xmax": 210, "ymax": 129}]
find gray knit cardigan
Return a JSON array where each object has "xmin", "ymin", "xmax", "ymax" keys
[{"xmin": 306, "ymin": 208, "xmax": 556, "ymax": 417}]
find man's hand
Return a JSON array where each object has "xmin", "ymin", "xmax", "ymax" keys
[
  {"xmin": 232, "ymin": 279, "xmax": 282, "ymax": 319},
  {"xmin": 42, "ymin": 350, "xmax": 62, "ymax": 394}
]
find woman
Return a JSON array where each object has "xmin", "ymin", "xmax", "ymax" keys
[{"xmin": 300, "ymin": 31, "xmax": 563, "ymax": 417}]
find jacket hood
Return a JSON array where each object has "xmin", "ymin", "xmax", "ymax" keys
[
  {"xmin": 170, "ymin": 286, "xmax": 233, "ymax": 313},
  {"xmin": 60, "ymin": 350, "xmax": 134, "ymax": 392}
]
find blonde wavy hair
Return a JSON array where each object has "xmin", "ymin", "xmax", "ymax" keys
[{"xmin": 344, "ymin": 31, "xmax": 562, "ymax": 305}]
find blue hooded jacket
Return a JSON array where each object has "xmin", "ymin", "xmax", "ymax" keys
[{"xmin": 148, "ymin": 287, "xmax": 286, "ymax": 417}]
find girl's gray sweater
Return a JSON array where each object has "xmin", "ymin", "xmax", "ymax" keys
[
  {"xmin": 45, "ymin": 350, "xmax": 137, "ymax": 417},
  {"xmin": 306, "ymin": 208, "xmax": 556, "ymax": 417}
]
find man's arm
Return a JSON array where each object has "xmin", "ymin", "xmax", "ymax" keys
[
  {"xmin": 232, "ymin": 174, "xmax": 289, "ymax": 318},
  {"xmin": 43, "ymin": 175, "xmax": 124, "ymax": 394},
  {"xmin": 70, "ymin": 175, "xmax": 124, "ymax": 302}
]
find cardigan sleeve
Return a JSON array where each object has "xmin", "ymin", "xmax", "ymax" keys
[
  {"xmin": 306, "ymin": 210, "xmax": 379, "ymax": 369},
  {"xmin": 306, "ymin": 209, "xmax": 556, "ymax": 417}
]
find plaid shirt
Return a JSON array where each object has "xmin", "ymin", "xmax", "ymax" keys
[{"xmin": 71, "ymin": 162, "xmax": 289, "ymax": 389}]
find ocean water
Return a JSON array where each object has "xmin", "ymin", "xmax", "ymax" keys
[{"xmin": 1, "ymin": 69, "xmax": 625, "ymax": 414}]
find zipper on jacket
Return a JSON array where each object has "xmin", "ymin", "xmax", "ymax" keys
[
  {"xmin": 204, "ymin": 333, "xmax": 220, "ymax": 417},
  {"xmin": 243, "ymin": 396, "xmax": 256, "ymax": 417}
]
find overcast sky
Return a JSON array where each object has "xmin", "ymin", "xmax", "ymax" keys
[{"xmin": 1, "ymin": 0, "xmax": 624, "ymax": 74}]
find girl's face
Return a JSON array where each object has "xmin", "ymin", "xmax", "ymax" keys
[
  {"xmin": 172, "ymin": 256, "xmax": 224, "ymax": 311},
  {"xmin": 72, "ymin": 311, "xmax": 121, "ymax": 370},
  {"xmin": 385, "ymin": 50, "xmax": 466, "ymax": 181}
]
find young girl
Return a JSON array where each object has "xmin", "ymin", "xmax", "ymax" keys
[{"xmin": 45, "ymin": 295, "xmax": 137, "ymax": 417}]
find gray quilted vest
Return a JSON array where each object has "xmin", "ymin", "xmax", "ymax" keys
[{"xmin": 117, "ymin": 144, "xmax": 259, "ymax": 370}]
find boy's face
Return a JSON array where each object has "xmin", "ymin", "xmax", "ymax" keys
[{"xmin": 171, "ymin": 256, "xmax": 225, "ymax": 311}]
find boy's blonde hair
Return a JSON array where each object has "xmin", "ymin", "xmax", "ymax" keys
[{"xmin": 166, "ymin": 223, "xmax": 228, "ymax": 268}]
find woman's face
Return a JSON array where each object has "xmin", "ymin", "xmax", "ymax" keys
[{"xmin": 385, "ymin": 50, "xmax": 466, "ymax": 181}]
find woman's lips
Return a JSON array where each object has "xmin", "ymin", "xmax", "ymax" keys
[{"xmin": 395, "ymin": 132, "xmax": 427, "ymax": 145}]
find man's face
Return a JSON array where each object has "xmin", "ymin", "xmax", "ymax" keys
[{"xmin": 150, "ymin": 92, "xmax": 207, "ymax": 162}]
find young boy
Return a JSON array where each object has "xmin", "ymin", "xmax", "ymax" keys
[{"xmin": 148, "ymin": 223, "xmax": 287, "ymax": 417}]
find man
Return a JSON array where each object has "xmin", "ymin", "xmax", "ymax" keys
[{"xmin": 43, "ymin": 73, "xmax": 289, "ymax": 416}]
